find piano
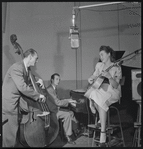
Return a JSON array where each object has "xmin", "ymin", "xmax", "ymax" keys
[{"xmin": 69, "ymin": 89, "xmax": 94, "ymax": 129}]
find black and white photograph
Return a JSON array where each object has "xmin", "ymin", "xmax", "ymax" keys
[{"xmin": 1, "ymin": 1, "xmax": 141, "ymax": 148}]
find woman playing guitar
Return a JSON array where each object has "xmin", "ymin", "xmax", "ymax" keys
[{"xmin": 84, "ymin": 45, "xmax": 122, "ymax": 147}]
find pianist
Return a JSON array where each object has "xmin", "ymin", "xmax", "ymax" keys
[{"xmin": 46, "ymin": 73, "xmax": 78, "ymax": 144}]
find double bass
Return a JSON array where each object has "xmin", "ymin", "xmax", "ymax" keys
[{"xmin": 10, "ymin": 34, "xmax": 59, "ymax": 147}]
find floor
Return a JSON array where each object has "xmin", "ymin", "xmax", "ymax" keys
[
  {"xmin": 14, "ymin": 102, "xmax": 139, "ymax": 148},
  {"xmin": 48, "ymin": 105, "xmax": 136, "ymax": 148},
  {"xmin": 48, "ymin": 124, "xmax": 134, "ymax": 148}
]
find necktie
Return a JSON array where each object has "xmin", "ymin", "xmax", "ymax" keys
[
  {"xmin": 27, "ymin": 68, "xmax": 31, "ymax": 84},
  {"xmin": 55, "ymin": 88, "xmax": 59, "ymax": 98},
  {"xmin": 55, "ymin": 88, "xmax": 57, "ymax": 95}
]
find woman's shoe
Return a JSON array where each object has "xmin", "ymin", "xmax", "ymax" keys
[
  {"xmin": 99, "ymin": 142, "xmax": 107, "ymax": 147},
  {"xmin": 99, "ymin": 131, "xmax": 107, "ymax": 147},
  {"xmin": 66, "ymin": 136, "xmax": 76, "ymax": 144}
]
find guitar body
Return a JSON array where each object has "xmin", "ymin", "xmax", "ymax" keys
[
  {"xmin": 92, "ymin": 77, "xmax": 104, "ymax": 89},
  {"xmin": 84, "ymin": 61, "xmax": 122, "ymax": 99},
  {"xmin": 84, "ymin": 77, "xmax": 104, "ymax": 98}
]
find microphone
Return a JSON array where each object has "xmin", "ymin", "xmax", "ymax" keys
[
  {"xmin": 69, "ymin": 8, "xmax": 79, "ymax": 48},
  {"xmin": 69, "ymin": 27, "xmax": 79, "ymax": 49}
]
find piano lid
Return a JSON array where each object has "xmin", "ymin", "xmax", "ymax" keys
[
  {"xmin": 123, "ymin": 54, "xmax": 141, "ymax": 68},
  {"xmin": 114, "ymin": 51, "xmax": 125, "ymax": 61}
]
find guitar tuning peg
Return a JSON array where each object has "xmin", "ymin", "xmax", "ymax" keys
[{"xmin": 119, "ymin": 60, "xmax": 123, "ymax": 65}]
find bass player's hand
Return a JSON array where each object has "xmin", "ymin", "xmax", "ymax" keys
[
  {"xmin": 38, "ymin": 94, "xmax": 46, "ymax": 103},
  {"xmin": 35, "ymin": 78, "xmax": 45, "ymax": 89}
]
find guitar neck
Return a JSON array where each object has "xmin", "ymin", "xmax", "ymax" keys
[
  {"xmin": 105, "ymin": 64, "xmax": 115, "ymax": 72},
  {"xmin": 96, "ymin": 64, "xmax": 115, "ymax": 79}
]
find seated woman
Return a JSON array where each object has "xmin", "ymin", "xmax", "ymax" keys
[{"xmin": 85, "ymin": 45, "xmax": 122, "ymax": 147}]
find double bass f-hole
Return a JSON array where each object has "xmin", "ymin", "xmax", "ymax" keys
[{"xmin": 30, "ymin": 109, "xmax": 36, "ymax": 123}]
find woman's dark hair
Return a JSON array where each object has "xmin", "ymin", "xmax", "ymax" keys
[
  {"xmin": 51, "ymin": 73, "xmax": 60, "ymax": 82},
  {"xmin": 23, "ymin": 48, "xmax": 37, "ymax": 58},
  {"xmin": 99, "ymin": 45, "xmax": 115, "ymax": 62}
]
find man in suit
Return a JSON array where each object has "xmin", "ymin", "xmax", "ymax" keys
[
  {"xmin": 2, "ymin": 48, "xmax": 46, "ymax": 147},
  {"xmin": 46, "ymin": 73, "xmax": 78, "ymax": 144}
]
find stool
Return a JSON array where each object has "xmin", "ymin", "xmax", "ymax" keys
[
  {"xmin": 88, "ymin": 105, "xmax": 125, "ymax": 147},
  {"xmin": 107, "ymin": 106, "xmax": 125, "ymax": 147},
  {"xmin": 58, "ymin": 118, "xmax": 65, "ymax": 141}
]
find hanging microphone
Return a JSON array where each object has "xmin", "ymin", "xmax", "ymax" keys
[
  {"xmin": 69, "ymin": 8, "xmax": 79, "ymax": 49},
  {"xmin": 69, "ymin": 26, "xmax": 79, "ymax": 49},
  {"xmin": 71, "ymin": 31, "xmax": 79, "ymax": 48}
]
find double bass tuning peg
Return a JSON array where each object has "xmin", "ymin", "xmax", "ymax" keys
[
  {"xmin": 15, "ymin": 50, "xmax": 21, "ymax": 55},
  {"xmin": 13, "ymin": 43, "xmax": 21, "ymax": 55}
]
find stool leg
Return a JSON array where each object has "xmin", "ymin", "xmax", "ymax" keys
[
  {"xmin": 132, "ymin": 128, "xmax": 138, "ymax": 147},
  {"xmin": 88, "ymin": 113, "xmax": 98, "ymax": 147},
  {"xmin": 108, "ymin": 106, "xmax": 126, "ymax": 147},
  {"xmin": 137, "ymin": 126, "xmax": 141, "ymax": 147},
  {"xmin": 137, "ymin": 104, "xmax": 141, "ymax": 147},
  {"xmin": 107, "ymin": 110, "xmax": 111, "ymax": 147},
  {"xmin": 116, "ymin": 108, "xmax": 125, "ymax": 147},
  {"xmin": 92, "ymin": 130, "xmax": 96, "ymax": 147},
  {"xmin": 87, "ymin": 128, "xmax": 90, "ymax": 147}
]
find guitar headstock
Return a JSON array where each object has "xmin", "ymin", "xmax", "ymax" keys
[
  {"xmin": 118, "ymin": 60, "xmax": 123, "ymax": 66},
  {"xmin": 114, "ymin": 60, "xmax": 123, "ymax": 67}
]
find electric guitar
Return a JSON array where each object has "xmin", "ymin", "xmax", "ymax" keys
[{"xmin": 84, "ymin": 60, "xmax": 123, "ymax": 98}]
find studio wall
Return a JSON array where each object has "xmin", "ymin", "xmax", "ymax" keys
[{"xmin": 2, "ymin": 2, "xmax": 141, "ymax": 97}]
